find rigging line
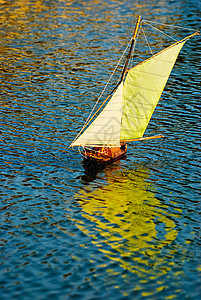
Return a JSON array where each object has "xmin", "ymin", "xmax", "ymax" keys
[
  {"xmin": 125, "ymin": 22, "xmax": 142, "ymax": 73},
  {"xmin": 129, "ymin": 23, "xmax": 141, "ymax": 69},
  {"xmin": 71, "ymin": 36, "xmax": 133, "ymax": 146},
  {"xmin": 125, "ymin": 31, "xmax": 199, "ymax": 76},
  {"xmin": 120, "ymin": 16, "xmax": 141, "ymax": 81},
  {"xmin": 142, "ymin": 19, "xmax": 197, "ymax": 32},
  {"xmin": 141, "ymin": 24, "xmax": 153, "ymax": 56},
  {"xmin": 119, "ymin": 33, "xmax": 137, "ymax": 81},
  {"xmin": 129, "ymin": 36, "xmax": 137, "ymax": 68},
  {"xmin": 143, "ymin": 21, "xmax": 178, "ymax": 41},
  {"xmin": 89, "ymin": 36, "xmax": 132, "ymax": 106}
]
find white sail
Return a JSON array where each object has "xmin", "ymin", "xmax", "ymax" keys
[{"xmin": 71, "ymin": 82, "xmax": 124, "ymax": 147}]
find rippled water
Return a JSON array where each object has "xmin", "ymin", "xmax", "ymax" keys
[{"xmin": 0, "ymin": 0, "xmax": 200, "ymax": 299}]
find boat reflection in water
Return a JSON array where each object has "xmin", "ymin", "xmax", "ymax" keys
[{"xmin": 76, "ymin": 165, "xmax": 182, "ymax": 283}]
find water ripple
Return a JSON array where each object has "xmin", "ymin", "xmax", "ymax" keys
[{"xmin": 0, "ymin": 1, "xmax": 201, "ymax": 299}]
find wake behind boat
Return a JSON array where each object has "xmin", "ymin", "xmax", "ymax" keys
[{"xmin": 70, "ymin": 16, "xmax": 199, "ymax": 172}]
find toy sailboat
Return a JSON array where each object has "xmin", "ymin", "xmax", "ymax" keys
[{"xmin": 70, "ymin": 16, "xmax": 198, "ymax": 172}]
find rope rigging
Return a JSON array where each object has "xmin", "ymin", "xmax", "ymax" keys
[{"xmin": 142, "ymin": 19, "xmax": 198, "ymax": 32}]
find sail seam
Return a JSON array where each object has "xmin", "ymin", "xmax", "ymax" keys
[
  {"xmin": 124, "ymin": 85, "xmax": 164, "ymax": 92},
  {"xmin": 121, "ymin": 114, "xmax": 151, "ymax": 119},
  {"xmin": 128, "ymin": 66, "xmax": 178, "ymax": 75}
]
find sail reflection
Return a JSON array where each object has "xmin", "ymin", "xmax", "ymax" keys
[{"xmin": 76, "ymin": 166, "xmax": 179, "ymax": 277}]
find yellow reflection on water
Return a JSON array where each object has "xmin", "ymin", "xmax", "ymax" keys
[{"xmin": 76, "ymin": 166, "xmax": 179, "ymax": 279}]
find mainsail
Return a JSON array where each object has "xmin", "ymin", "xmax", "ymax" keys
[
  {"xmin": 120, "ymin": 40, "xmax": 186, "ymax": 140},
  {"xmin": 71, "ymin": 29, "xmax": 197, "ymax": 148}
]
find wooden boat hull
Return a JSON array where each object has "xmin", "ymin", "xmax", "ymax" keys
[{"xmin": 82, "ymin": 145, "xmax": 127, "ymax": 173}]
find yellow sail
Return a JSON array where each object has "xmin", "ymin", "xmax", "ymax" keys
[
  {"xmin": 71, "ymin": 30, "xmax": 198, "ymax": 148},
  {"xmin": 71, "ymin": 82, "xmax": 124, "ymax": 147},
  {"xmin": 120, "ymin": 40, "xmax": 186, "ymax": 140}
]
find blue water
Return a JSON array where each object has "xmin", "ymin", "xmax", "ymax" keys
[{"xmin": 0, "ymin": 0, "xmax": 200, "ymax": 299}]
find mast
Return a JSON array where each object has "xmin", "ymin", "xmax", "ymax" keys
[{"xmin": 120, "ymin": 15, "xmax": 141, "ymax": 82}]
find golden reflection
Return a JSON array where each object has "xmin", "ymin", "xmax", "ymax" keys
[{"xmin": 75, "ymin": 166, "xmax": 180, "ymax": 278}]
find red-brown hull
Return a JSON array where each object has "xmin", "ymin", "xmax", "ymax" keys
[{"xmin": 82, "ymin": 145, "xmax": 127, "ymax": 173}]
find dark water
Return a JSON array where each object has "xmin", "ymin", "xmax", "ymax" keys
[{"xmin": 0, "ymin": 0, "xmax": 200, "ymax": 299}]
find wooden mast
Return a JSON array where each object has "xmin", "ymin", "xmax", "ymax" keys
[{"xmin": 120, "ymin": 15, "xmax": 141, "ymax": 82}]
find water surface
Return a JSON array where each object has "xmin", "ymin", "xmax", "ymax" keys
[{"xmin": 0, "ymin": 0, "xmax": 200, "ymax": 299}]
